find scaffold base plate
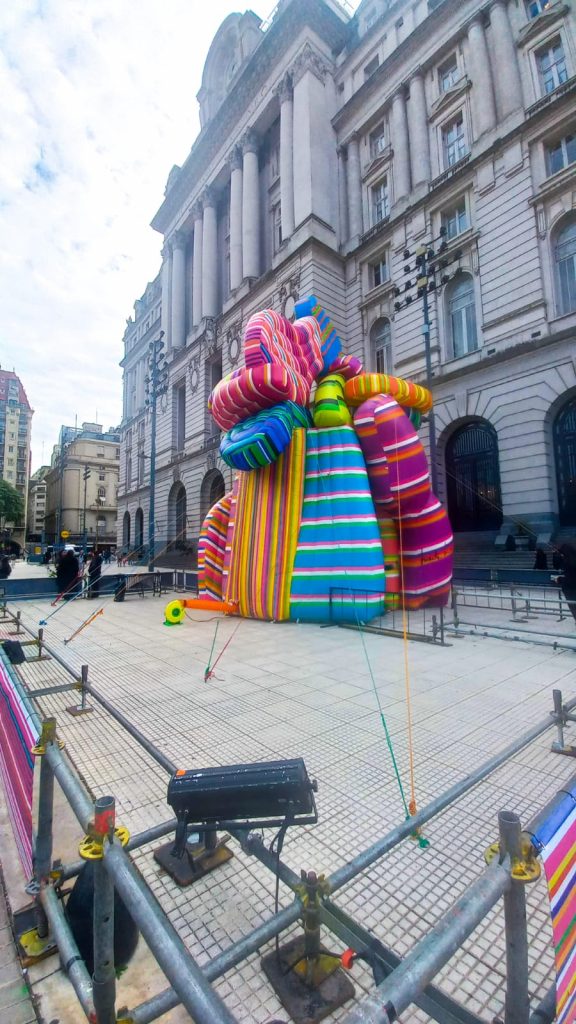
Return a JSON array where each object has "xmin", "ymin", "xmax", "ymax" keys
[
  {"xmin": 153, "ymin": 839, "xmax": 233, "ymax": 886},
  {"xmin": 261, "ymin": 937, "xmax": 355, "ymax": 1024}
]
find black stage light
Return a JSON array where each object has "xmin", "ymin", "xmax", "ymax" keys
[
  {"xmin": 167, "ymin": 758, "xmax": 318, "ymax": 858},
  {"xmin": 403, "ymin": 248, "xmax": 411, "ymax": 259},
  {"xmin": 404, "ymin": 280, "xmax": 412, "ymax": 290},
  {"xmin": 404, "ymin": 264, "xmax": 411, "ymax": 274},
  {"xmin": 428, "ymin": 280, "xmax": 436, "ymax": 291},
  {"xmin": 394, "ymin": 301, "xmax": 402, "ymax": 312},
  {"xmin": 405, "ymin": 294, "xmax": 413, "ymax": 304}
]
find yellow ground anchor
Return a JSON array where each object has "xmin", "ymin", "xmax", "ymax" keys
[
  {"xmin": 31, "ymin": 718, "xmax": 65, "ymax": 756},
  {"xmin": 79, "ymin": 825, "xmax": 130, "ymax": 860},
  {"xmin": 287, "ymin": 870, "xmax": 342, "ymax": 987},
  {"xmin": 484, "ymin": 834, "xmax": 541, "ymax": 883}
]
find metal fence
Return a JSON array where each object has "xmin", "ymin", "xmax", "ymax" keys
[
  {"xmin": 448, "ymin": 584, "xmax": 576, "ymax": 652},
  {"xmin": 329, "ymin": 586, "xmax": 447, "ymax": 645},
  {"xmin": 0, "ymin": 602, "xmax": 574, "ymax": 1023}
]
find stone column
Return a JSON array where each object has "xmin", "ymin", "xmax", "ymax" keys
[
  {"xmin": 392, "ymin": 89, "xmax": 411, "ymax": 202},
  {"xmin": 346, "ymin": 134, "xmax": 362, "ymax": 240},
  {"xmin": 229, "ymin": 148, "xmax": 243, "ymax": 291},
  {"xmin": 202, "ymin": 189, "xmax": 218, "ymax": 319},
  {"xmin": 291, "ymin": 43, "xmax": 334, "ymax": 231},
  {"xmin": 467, "ymin": 16, "xmax": 496, "ymax": 137},
  {"xmin": 192, "ymin": 203, "xmax": 203, "ymax": 326},
  {"xmin": 337, "ymin": 147, "xmax": 349, "ymax": 245},
  {"xmin": 160, "ymin": 243, "xmax": 172, "ymax": 350},
  {"xmin": 408, "ymin": 71, "xmax": 431, "ymax": 187},
  {"xmin": 277, "ymin": 73, "xmax": 295, "ymax": 241},
  {"xmin": 489, "ymin": 1, "xmax": 523, "ymax": 117},
  {"xmin": 170, "ymin": 231, "xmax": 186, "ymax": 350},
  {"xmin": 242, "ymin": 130, "xmax": 260, "ymax": 280}
]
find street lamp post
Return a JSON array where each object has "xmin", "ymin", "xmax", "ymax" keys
[
  {"xmin": 392, "ymin": 232, "xmax": 463, "ymax": 494},
  {"xmin": 145, "ymin": 332, "xmax": 167, "ymax": 572},
  {"xmin": 82, "ymin": 465, "xmax": 91, "ymax": 556}
]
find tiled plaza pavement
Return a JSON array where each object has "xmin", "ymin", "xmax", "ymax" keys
[{"xmin": 1, "ymin": 565, "xmax": 576, "ymax": 1023}]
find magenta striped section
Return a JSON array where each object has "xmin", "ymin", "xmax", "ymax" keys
[{"xmin": 0, "ymin": 653, "xmax": 39, "ymax": 878}]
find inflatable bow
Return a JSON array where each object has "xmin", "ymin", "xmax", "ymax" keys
[{"xmin": 199, "ymin": 297, "xmax": 453, "ymax": 623}]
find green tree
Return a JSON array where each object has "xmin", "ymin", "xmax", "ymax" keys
[{"xmin": 0, "ymin": 479, "xmax": 24, "ymax": 527}]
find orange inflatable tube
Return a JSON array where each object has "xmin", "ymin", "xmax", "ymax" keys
[{"xmin": 164, "ymin": 598, "xmax": 238, "ymax": 624}]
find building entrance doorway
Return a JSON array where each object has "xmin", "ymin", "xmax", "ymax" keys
[
  {"xmin": 554, "ymin": 396, "xmax": 576, "ymax": 525},
  {"xmin": 445, "ymin": 421, "xmax": 502, "ymax": 531}
]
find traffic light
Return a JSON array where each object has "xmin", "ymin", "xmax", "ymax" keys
[{"xmin": 83, "ymin": 466, "xmax": 91, "ymax": 481}]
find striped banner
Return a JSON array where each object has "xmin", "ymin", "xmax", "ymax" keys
[
  {"xmin": 226, "ymin": 429, "xmax": 306, "ymax": 620},
  {"xmin": 0, "ymin": 651, "xmax": 39, "ymax": 879},
  {"xmin": 532, "ymin": 787, "xmax": 576, "ymax": 1024}
]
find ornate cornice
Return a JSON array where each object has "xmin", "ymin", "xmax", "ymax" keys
[
  {"xmin": 241, "ymin": 129, "xmax": 259, "ymax": 155},
  {"xmin": 517, "ymin": 2, "xmax": 569, "ymax": 47},
  {"xmin": 229, "ymin": 145, "xmax": 243, "ymax": 172},
  {"xmin": 274, "ymin": 71, "xmax": 293, "ymax": 104},
  {"xmin": 170, "ymin": 230, "xmax": 188, "ymax": 251},
  {"xmin": 192, "ymin": 201, "xmax": 203, "ymax": 221},
  {"xmin": 202, "ymin": 185, "xmax": 217, "ymax": 209},
  {"xmin": 151, "ymin": 0, "xmax": 348, "ymax": 235},
  {"xmin": 290, "ymin": 42, "xmax": 330, "ymax": 86}
]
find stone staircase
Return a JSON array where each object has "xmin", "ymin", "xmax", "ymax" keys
[{"xmin": 453, "ymin": 531, "xmax": 538, "ymax": 572}]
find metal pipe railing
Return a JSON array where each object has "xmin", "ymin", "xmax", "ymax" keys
[
  {"xmin": 102, "ymin": 840, "xmax": 237, "ymax": 1024},
  {"xmin": 129, "ymin": 901, "xmax": 302, "ymax": 1024},
  {"xmin": 340, "ymin": 856, "xmax": 511, "ymax": 1024},
  {"xmin": 328, "ymin": 692, "xmax": 576, "ymax": 894},
  {"xmin": 40, "ymin": 884, "xmax": 95, "ymax": 1020},
  {"xmin": 84, "ymin": 683, "xmax": 177, "ymax": 775}
]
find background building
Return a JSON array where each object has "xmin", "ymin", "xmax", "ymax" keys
[
  {"xmin": 0, "ymin": 368, "xmax": 33, "ymax": 552},
  {"xmin": 44, "ymin": 422, "xmax": 120, "ymax": 551},
  {"xmin": 119, "ymin": 0, "xmax": 576, "ymax": 567},
  {"xmin": 26, "ymin": 466, "xmax": 50, "ymax": 544}
]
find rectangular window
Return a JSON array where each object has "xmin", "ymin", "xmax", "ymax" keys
[
  {"xmin": 546, "ymin": 133, "xmax": 576, "ymax": 175},
  {"xmin": 438, "ymin": 55, "xmax": 459, "ymax": 93},
  {"xmin": 371, "ymin": 257, "xmax": 389, "ymax": 288},
  {"xmin": 137, "ymin": 448, "xmax": 145, "ymax": 486},
  {"xmin": 371, "ymin": 178, "xmax": 389, "ymax": 224},
  {"xmin": 270, "ymin": 143, "xmax": 280, "ymax": 182},
  {"xmin": 537, "ymin": 38, "xmax": 568, "ymax": 95},
  {"xmin": 442, "ymin": 114, "xmax": 467, "ymax": 168},
  {"xmin": 442, "ymin": 198, "xmax": 469, "ymax": 239},
  {"xmin": 272, "ymin": 201, "xmax": 282, "ymax": 254},
  {"xmin": 173, "ymin": 382, "xmax": 186, "ymax": 451},
  {"xmin": 369, "ymin": 123, "xmax": 386, "ymax": 158},
  {"xmin": 364, "ymin": 55, "xmax": 379, "ymax": 80},
  {"xmin": 525, "ymin": 0, "xmax": 550, "ymax": 17}
]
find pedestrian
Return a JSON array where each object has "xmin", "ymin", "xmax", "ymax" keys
[
  {"xmin": 533, "ymin": 548, "xmax": 548, "ymax": 571},
  {"xmin": 0, "ymin": 553, "xmax": 12, "ymax": 579},
  {"xmin": 56, "ymin": 549, "xmax": 80, "ymax": 599},
  {"xmin": 556, "ymin": 542, "xmax": 576, "ymax": 625},
  {"xmin": 87, "ymin": 548, "xmax": 103, "ymax": 599}
]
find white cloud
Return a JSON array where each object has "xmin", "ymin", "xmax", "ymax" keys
[{"xmin": 0, "ymin": 0, "xmax": 360, "ymax": 470}]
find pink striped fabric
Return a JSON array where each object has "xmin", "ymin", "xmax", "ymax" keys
[
  {"xmin": 209, "ymin": 364, "xmax": 310, "ymax": 431},
  {"xmin": 244, "ymin": 309, "xmax": 324, "ymax": 386},
  {"xmin": 0, "ymin": 653, "xmax": 39, "ymax": 878}
]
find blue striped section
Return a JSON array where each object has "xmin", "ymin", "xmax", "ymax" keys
[{"xmin": 289, "ymin": 426, "xmax": 386, "ymax": 622}]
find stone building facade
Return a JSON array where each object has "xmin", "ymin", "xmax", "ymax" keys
[
  {"xmin": 26, "ymin": 466, "xmax": 50, "ymax": 543},
  {"xmin": 0, "ymin": 369, "xmax": 33, "ymax": 552},
  {"xmin": 44, "ymin": 423, "xmax": 120, "ymax": 551},
  {"xmin": 118, "ymin": 0, "xmax": 576, "ymax": 564}
]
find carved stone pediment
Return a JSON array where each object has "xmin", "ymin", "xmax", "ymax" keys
[
  {"xmin": 517, "ymin": 3, "xmax": 569, "ymax": 47},
  {"xmin": 291, "ymin": 42, "xmax": 330, "ymax": 86},
  {"xmin": 429, "ymin": 76, "xmax": 471, "ymax": 121}
]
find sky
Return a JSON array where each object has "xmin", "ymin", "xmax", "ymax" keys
[{"xmin": 0, "ymin": 0, "xmax": 361, "ymax": 474}]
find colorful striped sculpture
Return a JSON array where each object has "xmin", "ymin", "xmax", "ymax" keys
[{"xmin": 195, "ymin": 294, "xmax": 453, "ymax": 620}]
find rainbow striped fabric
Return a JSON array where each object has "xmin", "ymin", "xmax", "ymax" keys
[
  {"xmin": 226, "ymin": 430, "xmax": 306, "ymax": 620},
  {"xmin": 198, "ymin": 493, "xmax": 232, "ymax": 599},
  {"xmin": 0, "ymin": 650, "xmax": 39, "ymax": 878},
  {"xmin": 220, "ymin": 401, "xmax": 310, "ymax": 471},
  {"xmin": 531, "ymin": 784, "xmax": 576, "ymax": 1024},
  {"xmin": 293, "ymin": 295, "xmax": 342, "ymax": 371},
  {"xmin": 290, "ymin": 425, "xmax": 386, "ymax": 622}
]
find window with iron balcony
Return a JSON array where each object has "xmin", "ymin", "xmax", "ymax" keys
[
  {"xmin": 442, "ymin": 114, "xmax": 467, "ymax": 169},
  {"xmin": 546, "ymin": 132, "xmax": 576, "ymax": 176},
  {"xmin": 371, "ymin": 178, "xmax": 389, "ymax": 225},
  {"xmin": 442, "ymin": 198, "xmax": 469, "ymax": 240}
]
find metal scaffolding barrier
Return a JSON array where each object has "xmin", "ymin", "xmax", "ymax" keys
[{"xmin": 1, "ymin": 601, "xmax": 574, "ymax": 1024}]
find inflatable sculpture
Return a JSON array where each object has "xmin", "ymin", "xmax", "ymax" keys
[{"xmin": 195, "ymin": 297, "xmax": 453, "ymax": 624}]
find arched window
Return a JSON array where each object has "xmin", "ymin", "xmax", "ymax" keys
[
  {"xmin": 135, "ymin": 508, "xmax": 144, "ymax": 552},
  {"xmin": 447, "ymin": 274, "xmax": 478, "ymax": 358},
  {"xmin": 555, "ymin": 219, "xmax": 576, "ymax": 316},
  {"xmin": 445, "ymin": 421, "xmax": 502, "ymax": 531},
  {"xmin": 200, "ymin": 469, "xmax": 226, "ymax": 525},
  {"xmin": 553, "ymin": 395, "xmax": 576, "ymax": 525},
  {"xmin": 370, "ymin": 318, "xmax": 392, "ymax": 374},
  {"xmin": 122, "ymin": 511, "xmax": 130, "ymax": 550},
  {"xmin": 167, "ymin": 482, "xmax": 187, "ymax": 549}
]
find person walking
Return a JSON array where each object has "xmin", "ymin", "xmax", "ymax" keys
[
  {"xmin": 56, "ymin": 549, "xmax": 80, "ymax": 600},
  {"xmin": 556, "ymin": 542, "xmax": 576, "ymax": 625},
  {"xmin": 87, "ymin": 548, "xmax": 103, "ymax": 599},
  {"xmin": 0, "ymin": 553, "xmax": 12, "ymax": 579},
  {"xmin": 533, "ymin": 548, "xmax": 548, "ymax": 570}
]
